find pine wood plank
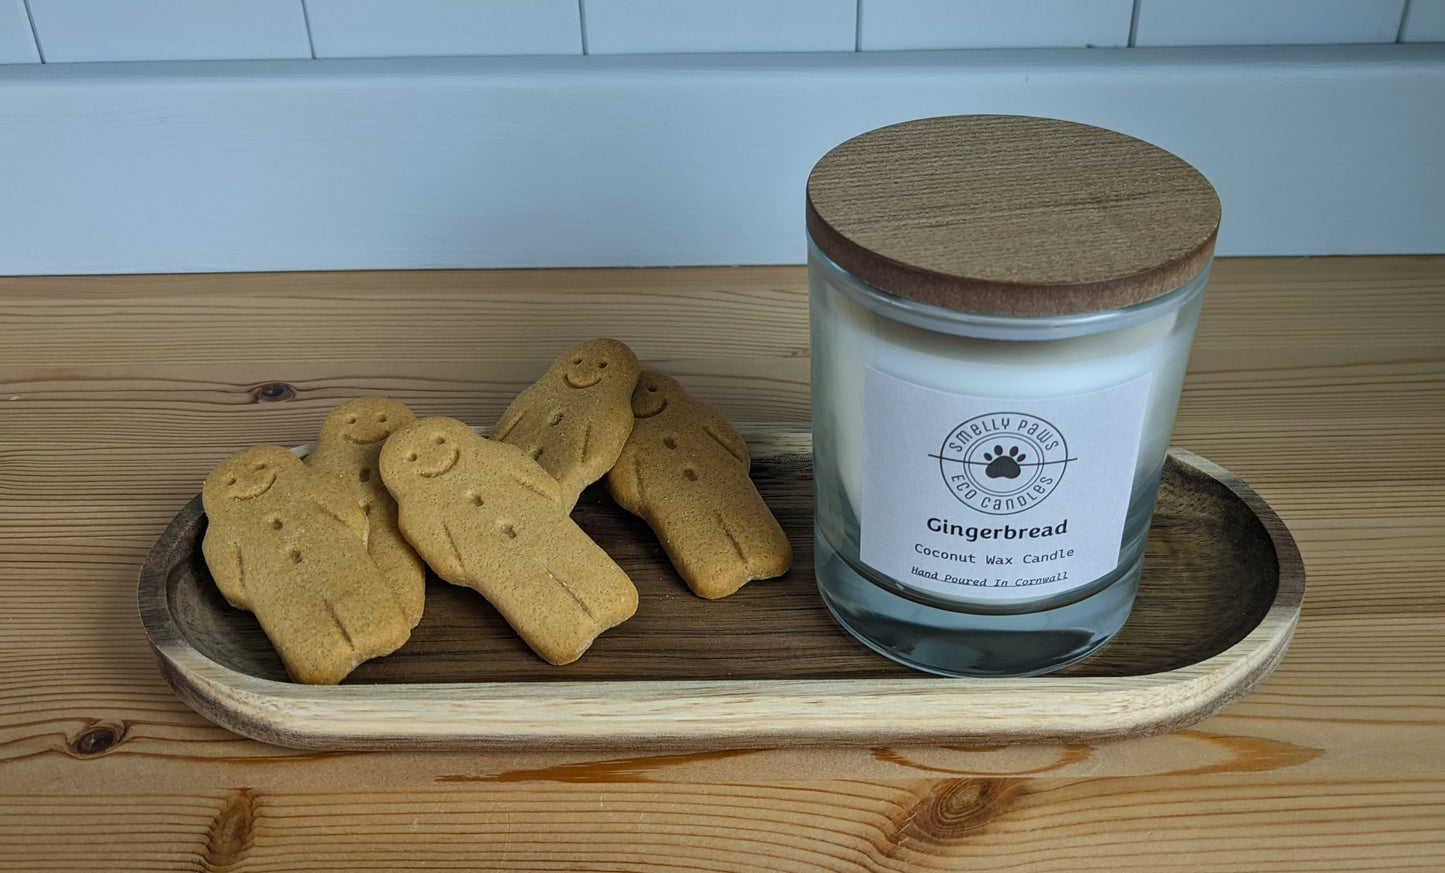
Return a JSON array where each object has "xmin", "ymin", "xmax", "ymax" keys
[{"xmin": 2, "ymin": 778, "xmax": 1442, "ymax": 872}]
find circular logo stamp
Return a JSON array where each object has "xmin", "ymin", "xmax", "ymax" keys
[{"xmin": 936, "ymin": 412, "xmax": 1070, "ymax": 515}]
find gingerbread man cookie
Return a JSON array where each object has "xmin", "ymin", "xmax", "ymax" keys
[
  {"xmin": 305, "ymin": 397, "xmax": 427, "ymax": 630},
  {"xmin": 380, "ymin": 417, "xmax": 638, "ymax": 665},
  {"xmin": 605, "ymin": 370, "xmax": 792, "ymax": 599},
  {"xmin": 201, "ymin": 445, "xmax": 413, "ymax": 684},
  {"xmin": 492, "ymin": 338, "xmax": 641, "ymax": 511}
]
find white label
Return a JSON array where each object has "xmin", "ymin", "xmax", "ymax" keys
[{"xmin": 860, "ymin": 368, "xmax": 1151, "ymax": 604}]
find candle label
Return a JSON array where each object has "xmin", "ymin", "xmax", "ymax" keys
[{"xmin": 860, "ymin": 367, "xmax": 1151, "ymax": 604}]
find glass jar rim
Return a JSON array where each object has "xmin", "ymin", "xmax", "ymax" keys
[{"xmin": 809, "ymin": 236, "xmax": 1210, "ymax": 341}]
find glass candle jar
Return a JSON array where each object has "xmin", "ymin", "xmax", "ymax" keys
[{"xmin": 807, "ymin": 116, "xmax": 1221, "ymax": 677}]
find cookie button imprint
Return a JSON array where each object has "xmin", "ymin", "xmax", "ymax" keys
[
  {"xmin": 381, "ymin": 416, "xmax": 639, "ymax": 666},
  {"xmin": 492, "ymin": 338, "xmax": 642, "ymax": 512},
  {"xmin": 606, "ymin": 370, "xmax": 793, "ymax": 599},
  {"xmin": 304, "ymin": 397, "xmax": 427, "ymax": 630},
  {"xmin": 201, "ymin": 445, "xmax": 414, "ymax": 684}
]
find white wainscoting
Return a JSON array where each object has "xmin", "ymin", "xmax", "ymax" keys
[{"xmin": 0, "ymin": 45, "xmax": 1441, "ymax": 274}]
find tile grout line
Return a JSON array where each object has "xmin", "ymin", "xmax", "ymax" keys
[
  {"xmin": 299, "ymin": 0, "xmax": 317, "ymax": 59},
  {"xmin": 20, "ymin": 0, "xmax": 45, "ymax": 62}
]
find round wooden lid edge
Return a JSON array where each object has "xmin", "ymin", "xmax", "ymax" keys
[{"xmin": 806, "ymin": 115, "xmax": 1222, "ymax": 317}]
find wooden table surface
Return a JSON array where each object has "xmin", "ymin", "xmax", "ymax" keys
[{"xmin": 1, "ymin": 256, "xmax": 1442, "ymax": 871}]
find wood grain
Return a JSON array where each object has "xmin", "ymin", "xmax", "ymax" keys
[
  {"xmin": 1, "ymin": 256, "xmax": 1443, "ymax": 871},
  {"xmin": 806, "ymin": 115, "xmax": 1220, "ymax": 315}
]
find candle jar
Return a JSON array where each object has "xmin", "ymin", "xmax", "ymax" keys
[{"xmin": 807, "ymin": 116, "xmax": 1221, "ymax": 677}]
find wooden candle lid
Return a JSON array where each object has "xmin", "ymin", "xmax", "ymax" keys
[{"xmin": 806, "ymin": 115, "xmax": 1221, "ymax": 317}]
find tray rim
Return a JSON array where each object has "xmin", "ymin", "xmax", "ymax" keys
[{"xmin": 138, "ymin": 441, "xmax": 1304, "ymax": 750}]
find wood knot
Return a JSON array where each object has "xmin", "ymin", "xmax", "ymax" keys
[
  {"xmin": 68, "ymin": 721, "xmax": 127, "ymax": 757},
  {"xmin": 884, "ymin": 778, "xmax": 1023, "ymax": 853},
  {"xmin": 202, "ymin": 788, "xmax": 256, "ymax": 872},
  {"xmin": 251, "ymin": 382, "xmax": 296, "ymax": 403}
]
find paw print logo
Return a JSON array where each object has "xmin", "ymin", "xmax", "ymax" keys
[
  {"xmin": 935, "ymin": 412, "xmax": 1070, "ymax": 515},
  {"xmin": 983, "ymin": 445, "xmax": 1026, "ymax": 479}
]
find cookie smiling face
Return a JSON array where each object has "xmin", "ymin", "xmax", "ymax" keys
[
  {"xmin": 381, "ymin": 418, "xmax": 472, "ymax": 483},
  {"xmin": 559, "ymin": 338, "xmax": 637, "ymax": 390},
  {"xmin": 206, "ymin": 445, "xmax": 297, "ymax": 503},
  {"xmin": 228, "ymin": 463, "xmax": 277, "ymax": 500},
  {"xmin": 404, "ymin": 431, "xmax": 460, "ymax": 478},
  {"xmin": 414, "ymin": 439, "xmax": 461, "ymax": 478},
  {"xmin": 323, "ymin": 397, "xmax": 417, "ymax": 446},
  {"xmin": 631, "ymin": 370, "xmax": 679, "ymax": 418}
]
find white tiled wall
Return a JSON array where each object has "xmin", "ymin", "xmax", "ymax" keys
[
  {"xmin": 1133, "ymin": 0, "xmax": 1407, "ymax": 47},
  {"xmin": 2, "ymin": 0, "xmax": 1438, "ymax": 64},
  {"xmin": 860, "ymin": 0, "xmax": 1134, "ymax": 50},
  {"xmin": 305, "ymin": 0, "xmax": 582, "ymax": 59},
  {"xmin": 27, "ymin": 0, "xmax": 311, "ymax": 62},
  {"xmin": 2, "ymin": 2, "xmax": 1440, "ymax": 272},
  {"xmin": 1402, "ymin": 0, "xmax": 1445, "ymax": 42},
  {"xmin": 583, "ymin": 0, "xmax": 856, "ymax": 54},
  {"xmin": 1, "ymin": 0, "xmax": 40, "ymax": 62}
]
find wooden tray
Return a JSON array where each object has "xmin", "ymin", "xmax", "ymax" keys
[{"xmin": 138, "ymin": 427, "xmax": 1304, "ymax": 750}]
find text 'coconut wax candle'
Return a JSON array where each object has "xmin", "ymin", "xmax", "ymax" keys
[{"xmin": 807, "ymin": 115, "xmax": 1221, "ymax": 677}]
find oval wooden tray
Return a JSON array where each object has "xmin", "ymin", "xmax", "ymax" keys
[{"xmin": 138, "ymin": 428, "xmax": 1304, "ymax": 750}]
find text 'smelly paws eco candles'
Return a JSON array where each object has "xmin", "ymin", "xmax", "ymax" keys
[{"xmin": 807, "ymin": 115, "xmax": 1221, "ymax": 677}]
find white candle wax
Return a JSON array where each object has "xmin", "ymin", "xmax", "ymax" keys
[
  {"xmin": 815, "ymin": 269, "xmax": 1201, "ymax": 517},
  {"xmin": 809, "ymin": 253, "xmax": 1207, "ymax": 612}
]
